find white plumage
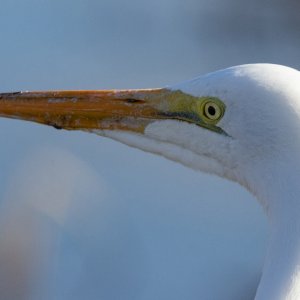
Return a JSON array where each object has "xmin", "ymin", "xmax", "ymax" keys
[{"xmin": 102, "ymin": 64, "xmax": 300, "ymax": 300}]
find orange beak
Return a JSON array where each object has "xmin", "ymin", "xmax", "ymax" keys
[
  {"xmin": 0, "ymin": 89, "xmax": 173, "ymax": 133},
  {"xmin": 0, "ymin": 88, "xmax": 222, "ymax": 134}
]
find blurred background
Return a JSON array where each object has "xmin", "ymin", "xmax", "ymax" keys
[{"xmin": 0, "ymin": 0, "xmax": 299, "ymax": 299}]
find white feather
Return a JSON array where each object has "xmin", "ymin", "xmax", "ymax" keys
[{"xmin": 97, "ymin": 64, "xmax": 300, "ymax": 300}]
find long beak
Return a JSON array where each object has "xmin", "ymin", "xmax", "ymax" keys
[{"xmin": 0, "ymin": 89, "xmax": 177, "ymax": 133}]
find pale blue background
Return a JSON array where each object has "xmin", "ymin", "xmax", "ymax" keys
[{"xmin": 0, "ymin": 1, "xmax": 299, "ymax": 299}]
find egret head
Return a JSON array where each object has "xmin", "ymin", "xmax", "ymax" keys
[
  {"xmin": 1, "ymin": 64, "xmax": 300, "ymax": 205},
  {"xmin": 100, "ymin": 64, "xmax": 300, "ymax": 194}
]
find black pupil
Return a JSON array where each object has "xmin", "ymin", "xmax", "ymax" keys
[{"xmin": 208, "ymin": 105, "xmax": 216, "ymax": 116}]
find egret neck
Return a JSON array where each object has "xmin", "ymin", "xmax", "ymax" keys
[{"xmin": 244, "ymin": 158, "xmax": 300, "ymax": 300}]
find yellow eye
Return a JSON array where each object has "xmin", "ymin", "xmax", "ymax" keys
[{"xmin": 203, "ymin": 101, "xmax": 223, "ymax": 121}]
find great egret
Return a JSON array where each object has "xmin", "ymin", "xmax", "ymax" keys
[{"xmin": 0, "ymin": 64, "xmax": 299, "ymax": 300}]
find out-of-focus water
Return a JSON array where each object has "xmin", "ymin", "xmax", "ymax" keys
[{"xmin": 0, "ymin": 1, "xmax": 299, "ymax": 299}]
